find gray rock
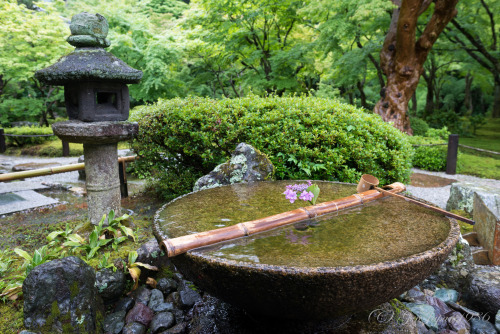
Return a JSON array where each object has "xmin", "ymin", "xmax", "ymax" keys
[
  {"xmin": 193, "ymin": 143, "xmax": 274, "ymax": 192},
  {"xmin": 473, "ymin": 192, "xmax": 500, "ymax": 265},
  {"xmin": 402, "ymin": 286, "xmax": 426, "ymax": 303},
  {"xmin": 447, "ymin": 311, "xmax": 470, "ymax": 334},
  {"xmin": 125, "ymin": 302, "xmax": 154, "ymax": 327},
  {"xmin": 156, "ymin": 278, "xmax": 178, "ymax": 296},
  {"xmin": 496, "ymin": 310, "xmax": 500, "ymax": 332},
  {"xmin": 150, "ymin": 312, "xmax": 175, "ymax": 333},
  {"xmin": 426, "ymin": 296, "xmax": 453, "ymax": 316},
  {"xmin": 153, "ymin": 302, "xmax": 174, "ymax": 313},
  {"xmin": 405, "ymin": 303, "xmax": 439, "ymax": 332},
  {"xmin": 22, "ymin": 256, "xmax": 104, "ymax": 333},
  {"xmin": 447, "ymin": 182, "xmax": 491, "ymax": 214},
  {"xmin": 172, "ymin": 309, "xmax": 185, "ymax": 324},
  {"xmin": 115, "ymin": 296, "xmax": 135, "ymax": 313},
  {"xmin": 122, "ymin": 321, "xmax": 146, "ymax": 334},
  {"xmin": 415, "ymin": 320, "xmax": 429, "ymax": 334},
  {"xmin": 130, "ymin": 286, "xmax": 152, "ymax": 305},
  {"xmin": 470, "ymin": 318, "xmax": 497, "ymax": 334},
  {"xmin": 434, "ymin": 289, "xmax": 459, "ymax": 304},
  {"xmin": 424, "ymin": 237, "xmax": 474, "ymax": 291},
  {"xmin": 136, "ymin": 238, "xmax": 170, "ymax": 271},
  {"xmin": 19, "ymin": 331, "xmax": 38, "ymax": 334},
  {"xmin": 161, "ymin": 322, "xmax": 187, "ymax": 334},
  {"xmin": 166, "ymin": 292, "xmax": 181, "ymax": 309},
  {"xmin": 95, "ymin": 268, "xmax": 126, "ymax": 302},
  {"xmin": 179, "ymin": 286, "xmax": 202, "ymax": 309},
  {"xmin": 102, "ymin": 310, "xmax": 126, "ymax": 334},
  {"xmin": 447, "ymin": 301, "xmax": 481, "ymax": 318},
  {"xmin": 148, "ymin": 289, "xmax": 164, "ymax": 310},
  {"xmin": 467, "ymin": 266, "xmax": 500, "ymax": 316}
]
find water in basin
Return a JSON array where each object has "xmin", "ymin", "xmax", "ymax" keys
[{"xmin": 156, "ymin": 181, "xmax": 450, "ymax": 267}]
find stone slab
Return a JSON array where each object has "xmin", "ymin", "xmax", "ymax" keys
[
  {"xmin": 0, "ymin": 190, "xmax": 58, "ymax": 215},
  {"xmin": 447, "ymin": 182, "xmax": 500, "ymax": 214},
  {"xmin": 473, "ymin": 192, "xmax": 500, "ymax": 265},
  {"xmin": 0, "ymin": 181, "xmax": 49, "ymax": 194},
  {"xmin": 52, "ymin": 120, "xmax": 138, "ymax": 144}
]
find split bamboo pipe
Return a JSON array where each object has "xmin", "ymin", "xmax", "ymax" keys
[
  {"xmin": 160, "ymin": 182, "xmax": 406, "ymax": 257},
  {"xmin": 0, "ymin": 156, "xmax": 137, "ymax": 182}
]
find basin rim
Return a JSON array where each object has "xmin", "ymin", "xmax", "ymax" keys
[{"xmin": 153, "ymin": 181, "xmax": 461, "ymax": 275}]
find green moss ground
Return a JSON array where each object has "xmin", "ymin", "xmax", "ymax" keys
[
  {"xmin": 4, "ymin": 141, "xmax": 131, "ymax": 157},
  {"xmin": 0, "ymin": 190, "xmax": 163, "ymax": 333}
]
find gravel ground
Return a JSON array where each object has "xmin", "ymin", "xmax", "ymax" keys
[{"xmin": 406, "ymin": 168, "xmax": 500, "ymax": 209}]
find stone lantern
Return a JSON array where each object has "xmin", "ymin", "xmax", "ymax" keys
[{"xmin": 35, "ymin": 12, "xmax": 142, "ymax": 225}]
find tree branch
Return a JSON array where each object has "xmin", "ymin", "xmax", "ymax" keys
[
  {"xmin": 450, "ymin": 18, "xmax": 498, "ymax": 66},
  {"xmin": 479, "ymin": 0, "xmax": 496, "ymax": 51},
  {"xmin": 415, "ymin": 0, "xmax": 458, "ymax": 63}
]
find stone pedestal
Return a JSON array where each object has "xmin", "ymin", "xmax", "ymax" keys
[{"xmin": 53, "ymin": 120, "xmax": 138, "ymax": 225}]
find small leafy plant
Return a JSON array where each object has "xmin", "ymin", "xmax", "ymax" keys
[{"xmin": 126, "ymin": 251, "xmax": 158, "ymax": 291}]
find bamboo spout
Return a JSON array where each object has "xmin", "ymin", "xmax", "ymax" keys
[{"xmin": 160, "ymin": 182, "xmax": 406, "ymax": 257}]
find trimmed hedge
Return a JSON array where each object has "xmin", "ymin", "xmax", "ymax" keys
[
  {"xmin": 131, "ymin": 96, "xmax": 413, "ymax": 200},
  {"xmin": 4, "ymin": 126, "xmax": 56, "ymax": 146}
]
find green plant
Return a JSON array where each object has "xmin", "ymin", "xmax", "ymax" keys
[
  {"xmin": 97, "ymin": 252, "xmax": 116, "ymax": 271},
  {"xmin": 0, "ymin": 250, "xmax": 13, "ymax": 278},
  {"xmin": 410, "ymin": 118, "xmax": 429, "ymax": 136},
  {"xmin": 61, "ymin": 210, "xmax": 136, "ymax": 260},
  {"xmin": 131, "ymin": 96, "xmax": 413, "ymax": 200},
  {"xmin": 14, "ymin": 245, "xmax": 59, "ymax": 276},
  {"xmin": 126, "ymin": 251, "xmax": 158, "ymax": 291}
]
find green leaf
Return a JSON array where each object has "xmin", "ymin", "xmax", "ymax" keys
[
  {"xmin": 89, "ymin": 230, "xmax": 99, "ymax": 249},
  {"xmin": 128, "ymin": 251, "xmax": 138, "ymax": 265},
  {"xmin": 120, "ymin": 226, "xmax": 136, "ymax": 242},
  {"xmin": 14, "ymin": 248, "xmax": 32, "ymax": 262},
  {"xmin": 107, "ymin": 210, "xmax": 115, "ymax": 225},
  {"xmin": 87, "ymin": 247, "xmax": 100, "ymax": 260},
  {"xmin": 46, "ymin": 231, "xmax": 64, "ymax": 242},
  {"xmin": 32, "ymin": 250, "xmax": 42, "ymax": 266},
  {"xmin": 306, "ymin": 184, "xmax": 320, "ymax": 205}
]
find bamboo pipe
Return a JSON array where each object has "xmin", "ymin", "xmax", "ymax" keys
[
  {"xmin": 357, "ymin": 174, "xmax": 475, "ymax": 225},
  {"xmin": 0, "ymin": 156, "xmax": 137, "ymax": 182},
  {"xmin": 160, "ymin": 182, "xmax": 406, "ymax": 257}
]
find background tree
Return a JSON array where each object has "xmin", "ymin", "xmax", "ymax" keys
[
  {"xmin": 444, "ymin": 0, "xmax": 500, "ymax": 118},
  {"xmin": 0, "ymin": 0, "xmax": 71, "ymax": 126},
  {"xmin": 375, "ymin": 0, "xmax": 459, "ymax": 134},
  {"xmin": 186, "ymin": 0, "xmax": 318, "ymax": 96}
]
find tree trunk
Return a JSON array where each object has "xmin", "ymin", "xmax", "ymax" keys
[
  {"xmin": 493, "ymin": 83, "xmax": 500, "ymax": 118},
  {"xmin": 411, "ymin": 92, "xmax": 417, "ymax": 115},
  {"xmin": 374, "ymin": 0, "xmax": 458, "ymax": 134},
  {"xmin": 464, "ymin": 72, "xmax": 473, "ymax": 114},
  {"xmin": 357, "ymin": 81, "xmax": 368, "ymax": 109}
]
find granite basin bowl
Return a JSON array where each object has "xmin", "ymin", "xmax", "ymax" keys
[{"xmin": 153, "ymin": 181, "xmax": 460, "ymax": 320}]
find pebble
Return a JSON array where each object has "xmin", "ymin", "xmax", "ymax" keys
[
  {"xmin": 179, "ymin": 286, "xmax": 202, "ymax": 309},
  {"xmin": 470, "ymin": 318, "xmax": 497, "ymax": 334},
  {"xmin": 150, "ymin": 312, "xmax": 175, "ymax": 333},
  {"xmin": 156, "ymin": 277, "xmax": 178, "ymax": 295},
  {"xmin": 496, "ymin": 310, "xmax": 500, "ymax": 332},
  {"xmin": 115, "ymin": 297, "xmax": 135, "ymax": 313},
  {"xmin": 434, "ymin": 289, "xmax": 459, "ymax": 304},
  {"xmin": 131, "ymin": 286, "xmax": 152, "ymax": 305},
  {"xmin": 125, "ymin": 302, "xmax": 154, "ymax": 327},
  {"xmin": 122, "ymin": 322, "xmax": 146, "ymax": 334},
  {"xmin": 405, "ymin": 303, "xmax": 439, "ymax": 332},
  {"xmin": 102, "ymin": 311, "xmax": 126, "ymax": 334},
  {"xmin": 148, "ymin": 289, "xmax": 165, "ymax": 311},
  {"xmin": 447, "ymin": 312, "xmax": 470, "ymax": 334}
]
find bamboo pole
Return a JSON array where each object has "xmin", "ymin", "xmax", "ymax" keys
[
  {"xmin": 160, "ymin": 182, "xmax": 406, "ymax": 257},
  {"xmin": 374, "ymin": 186, "xmax": 475, "ymax": 225},
  {"xmin": 0, "ymin": 156, "xmax": 136, "ymax": 182}
]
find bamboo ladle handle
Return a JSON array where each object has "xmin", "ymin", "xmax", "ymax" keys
[{"xmin": 357, "ymin": 174, "xmax": 475, "ymax": 225}]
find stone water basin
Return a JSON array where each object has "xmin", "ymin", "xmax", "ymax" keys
[{"xmin": 153, "ymin": 181, "xmax": 460, "ymax": 319}]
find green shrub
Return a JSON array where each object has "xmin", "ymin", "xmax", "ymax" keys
[
  {"xmin": 4, "ymin": 126, "xmax": 56, "ymax": 146},
  {"xmin": 410, "ymin": 118, "xmax": 429, "ymax": 136},
  {"xmin": 131, "ymin": 96, "xmax": 413, "ymax": 200},
  {"xmin": 408, "ymin": 127, "xmax": 460, "ymax": 171},
  {"xmin": 412, "ymin": 146, "xmax": 448, "ymax": 171}
]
